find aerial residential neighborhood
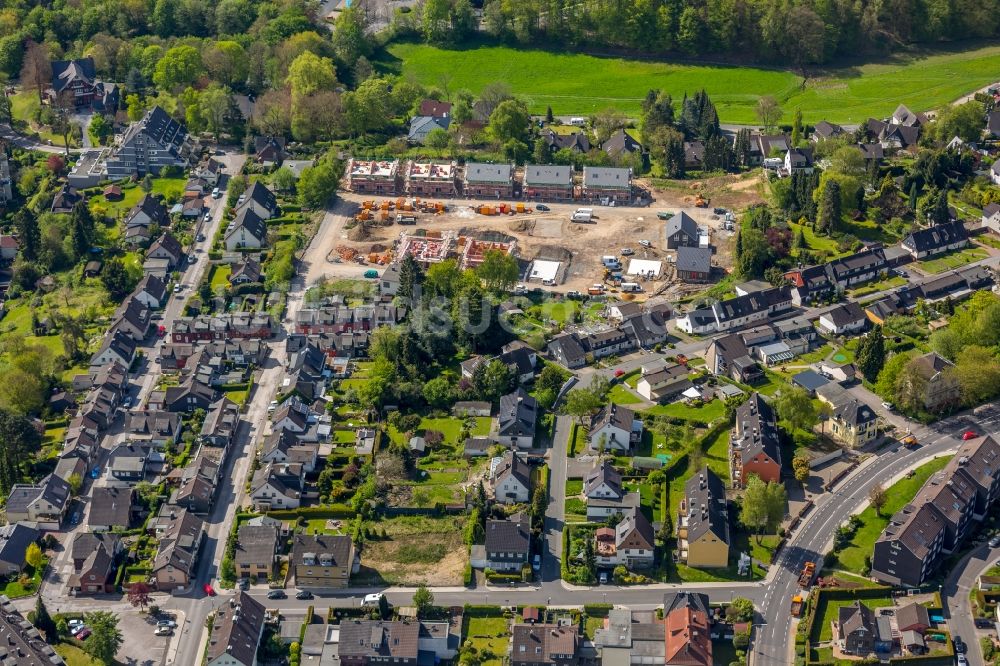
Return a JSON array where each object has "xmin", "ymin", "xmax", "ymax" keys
[{"xmin": 0, "ymin": 4, "xmax": 997, "ymax": 666}]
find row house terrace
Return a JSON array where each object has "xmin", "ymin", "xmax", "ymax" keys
[
  {"xmin": 347, "ymin": 159, "xmax": 401, "ymax": 194},
  {"xmin": 171, "ymin": 313, "xmax": 275, "ymax": 344},
  {"xmin": 293, "ymin": 304, "xmax": 406, "ymax": 336},
  {"xmin": 406, "ymin": 161, "xmax": 458, "ymax": 197}
]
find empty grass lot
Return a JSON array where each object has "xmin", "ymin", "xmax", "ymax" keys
[
  {"xmin": 833, "ymin": 456, "xmax": 952, "ymax": 574},
  {"xmin": 608, "ymin": 383, "xmax": 642, "ymax": 405},
  {"xmin": 917, "ymin": 247, "xmax": 989, "ymax": 274},
  {"xmin": 381, "ymin": 42, "xmax": 1000, "ymax": 123},
  {"xmin": 644, "ymin": 398, "xmax": 726, "ymax": 423},
  {"xmin": 464, "ymin": 615, "xmax": 510, "ymax": 666}
]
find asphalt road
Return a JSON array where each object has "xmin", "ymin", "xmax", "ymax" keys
[{"xmin": 942, "ymin": 542, "xmax": 1000, "ymax": 666}]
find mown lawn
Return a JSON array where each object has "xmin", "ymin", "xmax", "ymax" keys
[
  {"xmin": 608, "ymin": 383, "xmax": 642, "ymax": 405},
  {"xmin": 644, "ymin": 399, "xmax": 726, "ymax": 423},
  {"xmin": 210, "ymin": 264, "xmax": 232, "ymax": 291},
  {"xmin": 464, "ymin": 615, "xmax": 509, "ymax": 666},
  {"xmin": 917, "ymin": 247, "xmax": 989, "ymax": 274},
  {"xmin": 382, "ymin": 42, "xmax": 1000, "ymax": 122},
  {"xmin": 55, "ymin": 643, "xmax": 101, "ymax": 666},
  {"xmin": 834, "ymin": 456, "xmax": 952, "ymax": 574},
  {"xmin": 389, "ymin": 417, "xmax": 491, "ymax": 446},
  {"xmin": 812, "ymin": 595, "xmax": 894, "ymax": 641}
]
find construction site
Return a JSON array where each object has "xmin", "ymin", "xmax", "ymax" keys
[{"xmin": 320, "ymin": 171, "xmax": 766, "ymax": 299}]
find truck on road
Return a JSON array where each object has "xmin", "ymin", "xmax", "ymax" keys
[{"xmin": 798, "ymin": 562, "xmax": 816, "ymax": 588}]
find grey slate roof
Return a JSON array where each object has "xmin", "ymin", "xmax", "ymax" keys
[
  {"xmin": 666, "ymin": 212, "xmax": 699, "ymax": 242},
  {"xmin": 523, "ymin": 165, "xmax": 572, "ymax": 187},
  {"xmin": 676, "ymin": 246, "xmax": 712, "ymax": 274},
  {"xmin": 583, "ymin": 166, "xmax": 631, "ymax": 189},
  {"xmin": 484, "ymin": 512, "xmax": 530, "ymax": 555},
  {"xmin": 498, "ymin": 388, "xmax": 537, "ymax": 438},
  {"xmin": 682, "ymin": 467, "xmax": 729, "ymax": 546}
]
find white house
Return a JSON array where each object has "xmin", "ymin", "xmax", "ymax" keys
[
  {"xmin": 818, "ymin": 302, "xmax": 869, "ymax": 336},
  {"xmin": 983, "ymin": 203, "xmax": 1000, "ymax": 234},
  {"xmin": 635, "ymin": 364, "xmax": 692, "ymax": 402},
  {"xmin": 491, "ymin": 451, "xmax": 531, "ymax": 505},
  {"xmin": 236, "ymin": 182, "xmax": 278, "ymax": 220},
  {"xmin": 224, "ymin": 208, "xmax": 268, "ymax": 251},
  {"xmin": 992, "ymin": 161, "xmax": 1000, "ymax": 187},
  {"xmin": 250, "ymin": 462, "xmax": 303, "ymax": 510},
  {"xmin": 589, "ymin": 404, "xmax": 642, "ymax": 452}
]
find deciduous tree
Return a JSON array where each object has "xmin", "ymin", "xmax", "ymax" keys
[{"xmin": 84, "ymin": 611, "xmax": 122, "ymax": 665}]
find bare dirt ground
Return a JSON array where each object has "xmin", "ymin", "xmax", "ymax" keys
[
  {"xmin": 359, "ymin": 515, "xmax": 468, "ymax": 586},
  {"xmin": 318, "ymin": 172, "xmax": 765, "ymax": 297}
]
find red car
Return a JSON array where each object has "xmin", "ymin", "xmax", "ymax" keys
[
  {"xmin": 963, "ymin": 431, "xmax": 978, "ymax": 441},
  {"xmin": 76, "ymin": 628, "xmax": 91, "ymax": 640},
  {"xmin": 614, "ymin": 369, "xmax": 624, "ymax": 377},
  {"xmin": 203, "ymin": 583, "xmax": 215, "ymax": 596}
]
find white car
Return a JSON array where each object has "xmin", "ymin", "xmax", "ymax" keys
[
  {"xmin": 173, "ymin": 284, "xmax": 182, "ymax": 294},
  {"xmin": 204, "ymin": 212, "xmax": 212, "ymax": 222},
  {"xmin": 881, "ymin": 401, "xmax": 894, "ymax": 411},
  {"xmin": 638, "ymin": 239, "xmax": 652, "ymax": 248},
  {"xmin": 211, "ymin": 187, "xmax": 221, "ymax": 198},
  {"xmin": 156, "ymin": 620, "xmax": 177, "ymax": 629},
  {"xmin": 513, "ymin": 284, "xmax": 528, "ymax": 295},
  {"xmin": 620, "ymin": 248, "xmax": 634, "ymax": 256},
  {"xmin": 154, "ymin": 626, "xmax": 173, "ymax": 636}
]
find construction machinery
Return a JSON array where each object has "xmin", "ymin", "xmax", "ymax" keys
[
  {"xmin": 798, "ymin": 561, "xmax": 816, "ymax": 588},
  {"xmin": 694, "ymin": 194, "xmax": 709, "ymax": 208},
  {"xmin": 790, "ymin": 595, "xmax": 804, "ymax": 617}
]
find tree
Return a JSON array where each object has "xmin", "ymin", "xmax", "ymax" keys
[
  {"xmin": 816, "ymin": 179, "xmax": 842, "ymax": 234},
  {"xmin": 488, "ymin": 99, "xmax": 530, "ymax": 144},
  {"xmin": 933, "ymin": 101, "xmax": 986, "ymax": 143},
  {"xmin": 929, "ymin": 188, "xmax": 950, "ymax": 225},
  {"xmin": 475, "ymin": 359, "xmax": 514, "ymax": 402},
  {"xmin": 563, "ymin": 387, "xmax": 603, "ymax": 424},
  {"xmin": 101, "ymin": 257, "xmax": 134, "ymax": 300},
  {"xmin": 89, "ymin": 114, "xmax": 113, "ymax": 145},
  {"xmin": 476, "ymin": 249, "xmax": 519, "ymax": 294},
  {"xmin": 83, "ymin": 611, "xmax": 123, "ymax": 665},
  {"xmin": 20, "ymin": 41, "xmax": 52, "ymax": 103},
  {"xmin": 154, "ymin": 45, "xmax": 203, "ymax": 91},
  {"xmin": 128, "ymin": 582, "xmax": 152, "ymax": 611},
  {"xmin": 728, "ymin": 597, "xmax": 755, "ymax": 622},
  {"xmin": 422, "ymin": 376, "xmax": 453, "ymax": 408},
  {"xmin": 203, "ymin": 41, "xmax": 247, "ymax": 88},
  {"xmin": 781, "ymin": 6, "xmax": 826, "ymax": 73},
  {"xmin": 33, "ymin": 597, "xmax": 57, "ymax": 642},
  {"xmin": 25, "ymin": 542, "xmax": 42, "ymax": 570},
  {"xmin": 855, "ymin": 325, "xmax": 886, "ymax": 380},
  {"xmin": 412, "ymin": 585, "xmax": 434, "ymax": 618},
  {"xmin": 67, "ymin": 472, "xmax": 83, "ymax": 496},
  {"xmin": 868, "ymin": 483, "xmax": 887, "ymax": 517},
  {"xmin": 14, "ymin": 209, "xmax": 40, "ymax": 263},
  {"xmin": 774, "ymin": 386, "xmax": 819, "ymax": 433},
  {"xmin": 735, "ymin": 227, "xmax": 772, "ymax": 279},
  {"xmin": 791, "ymin": 108, "xmax": 803, "ymax": 146},
  {"xmin": 397, "ymin": 253, "xmax": 422, "ymax": 301},
  {"xmin": 286, "ymin": 52, "xmax": 337, "ymax": 99},
  {"xmin": 792, "ymin": 454, "xmax": 811, "ymax": 485},
  {"xmin": 755, "ymin": 96, "xmax": 782, "ymax": 133},
  {"xmin": 740, "ymin": 475, "xmax": 787, "ymax": 543},
  {"xmin": 334, "ymin": 8, "xmax": 372, "ymax": 65},
  {"xmin": 298, "ymin": 157, "xmax": 342, "ymax": 209}
]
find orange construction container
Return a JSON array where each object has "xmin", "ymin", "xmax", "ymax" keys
[
  {"xmin": 380, "ymin": 201, "xmax": 390, "ymax": 210},
  {"xmin": 516, "ymin": 203, "xmax": 525, "ymax": 213}
]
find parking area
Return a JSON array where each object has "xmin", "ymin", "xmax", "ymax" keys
[{"xmin": 116, "ymin": 611, "xmax": 171, "ymax": 665}]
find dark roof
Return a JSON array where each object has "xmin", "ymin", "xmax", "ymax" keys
[
  {"xmin": 857, "ymin": 143, "xmax": 884, "ymax": 160},
  {"xmin": 792, "ymin": 369, "xmax": 830, "ymax": 392},
  {"xmin": 903, "ymin": 221, "xmax": 967, "ymax": 253},
  {"xmin": 988, "ymin": 111, "xmax": 1000, "ymax": 137},
  {"xmin": 484, "ymin": 512, "xmax": 530, "ymax": 554},
  {"xmin": 833, "ymin": 398, "xmax": 877, "ymax": 428},
  {"xmin": 823, "ymin": 301, "xmax": 867, "ymax": 328},
  {"xmin": 51, "ymin": 58, "xmax": 97, "ymax": 93},
  {"xmin": 813, "ymin": 120, "xmax": 844, "ymax": 140},
  {"xmin": 591, "ymin": 403, "xmax": 635, "ymax": 433},
  {"xmin": 149, "ymin": 231, "xmax": 183, "ymax": 262},
  {"xmin": 89, "ymin": 486, "xmax": 134, "ymax": 527},
  {"xmin": 241, "ymin": 181, "xmax": 278, "ymax": 214},
  {"xmin": 584, "ymin": 461, "xmax": 622, "ymax": 498},
  {"xmin": 878, "ymin": 501, "xmax": 944, "ymax": 561},
  {"xmin": 909, "ymin": 351, "xmax": 954, "ymax": 380},
  {"xmin": 985, "ymin": 203, "xmax": 1000, "ymax": 218},
  {"xmin": 732, "ymin": 393, "xmax": 781, "ymax": 467},
  {"xmin": 419, "ymin": 99, "xmax": 452, "ymax": 117},
  {"xmin": 676, "ymin": 246, "xmax": 712, "ymax": 274},
  {"xmin": 583, "ymin": 166, "xmax": 630, "ymax": 189},
  {"xmin": 682, "ymin": 467, "xmax": 729, "ymax": 545},
  {"xmin": 206, "ymin": 591, "xmax": 266, "ymax": 666},
  {"xmin": 666, "ymin": 212, "xmax": 699, "ymax": 241},
  {"xmin": 896, "ymin": 603, "xmax": 930, "ymax": 631},
  {"xmin": 339, "ymin": 621, "xmax": 420, "ymax": 660},
  {"xmin": 602, "ymin": 129, "xmax": 642, "ymax": 157},
  {"xmin": 135, "ymin": 273, "xmax": 167, "ymax": 301},
  {"xmin": 548, "ymin": 333, "xmax": 586, "ymax": 364},
  {"xmin": 290, "ymin": 533, "xmax": 353, "ymax": 567},
  {"xmin": 499, "ymin": 388, "xmax": 537, "ymax": 438},
  {"xmin": 712, "ymin": 286, "xmax": 790, "ymax": 324},
  {"xmin": 234, "ymin": 524, "xmax": 279, "ymax": 567},
  {"xmin": 71, "ymin": 532, "xmax": 119, "ymax": 563},
  {"xmin": 510, "ymin": 624, "xmax": 578, "ymax": 664},
  {"xmin": 495, "ymin": 451, "xmax": 532, "ymax": 489},
  {"xmin": 227, "ymin": 207, "xmax": 268, "ymax": 244},
  {"xmin": 545, "ymin": 130, "xmax": 590, "ymax": 153},
  {"xmin": 0, "ymin": 523, "xmax": 39, "ymax": 566},
  {"xmin": 122, "ymin": 106, "xmax": 188, "ymax": 154},
  {"xmin": 839, "ymin": 601, "xmax": 876, "ymax": 638},
  {"xmin": 126, "ymin": 194, "xmax": 169, "ymax": 227},
  {"xmin": 683, "ymin": 140, "xmax": 704, "ymax": 164}
]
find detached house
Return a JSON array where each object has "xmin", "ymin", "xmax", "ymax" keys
[
  {"xmin": 48, "ymin": 57, "xmax": 118, "ymax": 110},
  {"xmin": 665, "ymin": 212, "xmax": 699, "ymax": 249},
  {"xmin": 594, "ymin": 512, "xmax": 655, "ymax": 569},
  {"xmin": 225, "ymin": 208, "xmax": 268, "ymax": 251},
  {"xmin": 904, "ymin": 352, "xmax": 960, "ymax": 413},
  {"xmin": 602, "ymin": 129, "xmax": 642, "ymax": 160},
  {"xmin": 497, "ymin": 388, "xmax": 537, "ymax": 449},
  {"xmin": 234, "ymin": 524, "xmax": 280, "ymax": 581},
  {"xmin": 584, "ymin": 462, "xmax": 639, "ymax": 522},
  {"xmin": 830, "ymin": 398, "xmax": 878, "ymax": 448},
  {"xmin": 589, "ymin": 404, "xmax": 642, "ymax": 452},
  {"xmin": 819, "ymin": 301, "xmax": 868, "ymax": 336},
  {"xmin": 205, "ymin": 592, "xmax": 266, "ymax": 666},
  {"xmin": 483, "ymin": 512, "xmax": 531, "ymax": 572},
  {"xmin": 236, "ymin": 182, "xmax": 279, "ymax": 221},
  {"xmin": 251, "ymin": 462, "xmax": 304, "ymax": 510},
  {"xmin": 663, "ymin": 593, "xmax": 712, "ymax": 666},
  {"xmin": 5, "ymin": 475, "xmax": 71, "ymax": 529},
  {"xmin": 290, "ymin": 534, "xmax": 355, "ymax": 588},
  {"xmin": 837, "ymin": 601, "xmax": 892, "ymax": 656},
  {"xmin": 491, "ymin": 451, "xmax": 532, "ymax": 505}
]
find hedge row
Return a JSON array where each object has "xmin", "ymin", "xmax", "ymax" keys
[{"xmin": 266, "ymin": 505, "xmax": 354, "ymax": 519}]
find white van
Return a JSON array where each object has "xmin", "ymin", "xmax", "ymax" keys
[
  {"xmin": 363, "ymin": 593, "xmax": 385, "ymax": 607},
  {"xmin": 621, "ymin": 282, "xmax": 641, "ymax": 293},
  {"xmin": 569, "ymin": 117, "xmax": 586, "ymax": 127}
]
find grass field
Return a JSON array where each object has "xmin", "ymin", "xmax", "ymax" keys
[
  {"xmin": 382, "ymin": 41, "xmax": 1000, "ymax": 123},
  {"xmin": 464, "ymin": 615, "xmax": 509, "ymax": 666},
  {"xmin": 644, "ymin": 398, "xmax": 726, "ymax": 423},
  {"xmin": 359, "ymin": 515, "xmax": 467, "ymax": 586},
  {"xmin": 917, "ymin": 246, "xmax": 989, "ymax": 274},
  {"xmin": 834, "ymin": 456, "xmax": 952, "ymax": 573},
  {"xmin": 811, "ymin": 594, "xmax": 894, "ymax": 641}
]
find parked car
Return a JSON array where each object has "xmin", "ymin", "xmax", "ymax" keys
[
  {"xmin": 881, "ymin": 401, "xmax": 894, "ymax": 410},
  {"xmin": 211, "ymin": 187, "xmax": 221, "ymax": 198},
  {"xmin": 963, "ymin": 430, "xmax": 978, "ymax": 440},
  {"xmin": 954, "ymin": 637, "xmax": 966, "ymax": 654},
  {"xmin": 513, "ymin": 284, "xmax": 528, "ymax": 295},
  {"xmin": 975, "ymin": 618, "xmax": 994, "ymax": 629},
  {"xmin": 620, "ymin": 248, "xmax": 634, "ymax": 256},
  {"xmin": 535, "ymin": 204, "xmax": 550, "ymax": 211},
  {"xmin": 237, "ymin": 579, "xmax": 250, "ymax": 590},
  {"xmin": 958, "ymin": 654, "xmax": 968, "ymax": 665},
  {"xmin": 203, "ymin": 212, "xmax": 211, "ymax": 222},
  {"xmin": 76, "ymin": 628, "xmax": 91, "ymax": 640},
  {"xmin": 154, "ymin": 626, "xmax": 173, "ymax": 636},
  {"xmin": 203, "ymin": 583, "xmax": 215, "ymax": 596},
  {"xmin": 989, "ymin": 535, "xmax": 1000, "ymax": 548},
  {"xmin": 156, "ymin": 620, "xmax": 177, "ymax": 629},
  {"xmin": 196, "ymin": 233, "xmax": 206, "ymax": 242},
  {"xmin": 532, "ymin": 555, "xmax": 541, "ymax": 571},
  {"xmin": 267, "ymin": 590, "xmax": 287, "ymax": 599},
  {"xmin": 638, "ymin": 239, "xmax": 651, "ymax": 248},
  {"xmin": 295, "ymin": 590, "xmax": 314, "ymax": 600},
  {"xmin": 599, "ymin": 571, "xmax": 608, "ymax": 584}
]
